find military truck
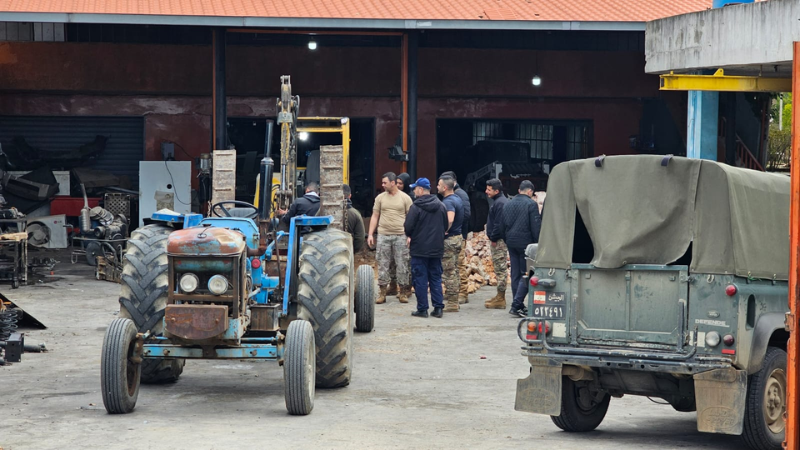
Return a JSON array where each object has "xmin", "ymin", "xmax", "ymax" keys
[{"xmin": 514, "ymin": 155, "xmax": 790, "ymax": 450}]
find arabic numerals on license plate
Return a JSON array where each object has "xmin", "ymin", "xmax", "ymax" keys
[{"xmin": 533, "ymin": 306, "xmax": 563, "ymax": 319}]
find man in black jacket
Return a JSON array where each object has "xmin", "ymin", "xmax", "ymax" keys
[
  {"xmin": 278, "ymin": 182, "xmax": 320, "ymax": 224},
  {"xmin": 441, "ymin": 171, "xmax": 471, "ymax": 304},
  {"xmin": 484, "ymin": 178, "xmax": 509, "ymax": 309},
  {"xmin": 404, "ymin": 178, "xmax": 448, "ymax": 318},
  {"xmin": 500, "ymin": 180, "xmax": 541, "ymax": 317}
]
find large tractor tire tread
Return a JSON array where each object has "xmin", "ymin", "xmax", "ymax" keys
[
  {"xmin": 355, "ymin": 264, "xmax": 375, "ymax": 332},
  {"xmin": 101, "ymin": 318, "xmax": 140, "ymax": 414},
  {"xmin": 118, "ymin": 224, "xmax": 184, "ymax": 384},
  {"xmin": 297, "ymin": 228, "xmax": 354, "ymax": 389}
]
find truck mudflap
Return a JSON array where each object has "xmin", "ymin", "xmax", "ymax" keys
[
  {"xmin": 694, "ymin": 368, "xmax": 747, "ymax": 435},
  {"xmin": 515, "ymin": 360, "xmax": 563, "ymax": 416}
]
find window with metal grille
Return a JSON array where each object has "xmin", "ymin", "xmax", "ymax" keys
[{"xmin": 472, "ymin": 121, "xmax": 589, "ymax": 162}]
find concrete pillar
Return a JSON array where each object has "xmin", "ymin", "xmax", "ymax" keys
[{"xmin": 686, "ymin": 90, "xmax": 719, "ymax": 160}]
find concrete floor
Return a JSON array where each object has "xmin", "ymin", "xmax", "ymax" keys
[{"xmin": 1, "ymin": 252, "xmax": 750, "ymax": 450}]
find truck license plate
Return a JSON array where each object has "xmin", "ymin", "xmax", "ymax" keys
[{"xmin": 531, "ymin": 305, "xmax": 564, "ymax": 319}]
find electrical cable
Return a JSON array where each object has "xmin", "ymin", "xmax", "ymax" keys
[
  {"xmin": 647, "ymin": 397, "xmax": 671, "ymax": 405},
  {"xmin": 164, "ymin": 160, "xmax": 190, "ymax": 206},
  {"xmin": 165, "ymin": 140, "xmax": 193, "ymax": 160}
]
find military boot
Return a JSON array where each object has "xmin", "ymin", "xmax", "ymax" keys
[
  {"xmin": 397, "ymin": 285, "xmax": 411, "ymax": 303},
  {"xmin": 444, "ymin": 296, "xmax": 460, "ymax": 312},
  {"xmin": 376, "ymin": 286, "xmax": 387, "ymax": 304},
  {"xmin": 484, "ymin": 291, "xmax": 506, "ymax": 309},
  {"xmin": 458, "ymin": 295, "xmax": 469, "ymax": 305},
  {"xmin": 386, "ymin": 280, "xmax": 398, "ymax": 296}
]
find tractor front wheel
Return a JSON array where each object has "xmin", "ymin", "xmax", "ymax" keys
[
  {"xmin": 101, "ymin": 318, "xmax": 141, "ymax": 414},
  {"xmin": 284, "ymin": 319, "xmax": 316, "ymax": 415}
]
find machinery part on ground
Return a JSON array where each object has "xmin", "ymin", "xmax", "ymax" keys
[
  {"xmin": 0, "ymin": 308, "xmax": 19, "ymax": 341},
  {"xmin": 96, "ymin": 254, "xmax": 122, "ymax": 283},
  {"xmin": 354, "ymin": 264, "xmax": 375, "ymax": 333},
  {"xmin": 101, "ymin": 318, "xmax": 141, "ymax": 414},
  {"xmin": 551, "ymin": 377, "xmax": 611, "ymax": 432},
  {"xmin": 296, "ymin": 228, "xmax": 354, "ymax": 388},
  {"xmin": 85, "ymin": 240, "xmax": 102, "ymax": 266},
  {"xmin": 741, "ymin": 346, "xmax": 787, "ymax": 450},
  {"xmin": 118, "ymin": 224, "xmax": 184, "ymax": 383},
  {"xmin": 284, "ymin": 319, "xmax": 316, "ymax": 415}
]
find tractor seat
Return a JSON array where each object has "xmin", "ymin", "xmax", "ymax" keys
[{"xmin": 228, "ymin": 207, "xmax": 257, "ymax": 218}]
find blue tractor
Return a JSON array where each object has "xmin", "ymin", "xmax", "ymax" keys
[{"xmin": 100, "ymin": 77, "xmax": 375, "ymax": 416}]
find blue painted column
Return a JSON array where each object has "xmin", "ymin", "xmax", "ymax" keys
[
  {"xmin": 685, "ymin": 0, "xmax": 754, "ymax": 160},
  {"xmin": 686, "ymin": 90, "xmax": 719, "ymax": 160}
]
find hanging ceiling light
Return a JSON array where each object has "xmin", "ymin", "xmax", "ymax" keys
[
  {"xmin": 532, "ymin": 76, "xmax": 542, "ymax": 87},
  {"xmin": 299, "ymin": 132, "xmax": 310, "ymax": 141},
  {"xmin": 308, "ymin": 39, "xmax": 318, "ymax": 50}
]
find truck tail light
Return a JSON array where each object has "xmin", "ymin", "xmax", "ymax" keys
[
  {"xmin": 526, "ymin": 321, "xmax": 551, "ymax": 339},
  {"xmin": 530, "ymin": 276, "xmax": 539, "ymax": 287},
  {"xmin": 725, "ymin": 284, "xmax": 737, "ymax": 296},
  {"xmin": 723, "ymin": 334, "xmax": 735, "ymax": 346}
]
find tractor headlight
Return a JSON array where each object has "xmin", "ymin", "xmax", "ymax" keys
[
  {"xmin": 179, "ymin": 273, "xmax": 199, "ymax": 293},
  {"xmin": 208, "ymin": 275, "xmax": 229, "ymax": 295}
]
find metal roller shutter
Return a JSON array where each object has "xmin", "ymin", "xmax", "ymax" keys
[{"xmin": 0, "ymin": 115, "xmax": 144, "ymax": 189}]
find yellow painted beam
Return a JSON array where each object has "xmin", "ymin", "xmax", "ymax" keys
[{"xmin": 660, "ymin": 69, "xmax": 791, "ymax": 93}]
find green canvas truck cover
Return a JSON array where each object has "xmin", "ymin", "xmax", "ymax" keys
[{"xmin": 534, "ymin": 155, "xmax": 790, "ymax": 280}]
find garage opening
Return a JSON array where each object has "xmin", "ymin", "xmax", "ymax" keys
[
  {"xmin": 436, "ymin": 119, "xmax": 592, "ymax": 230},
  {"xmin": 227, "ymin": 117, "xmax": 375, "ymax": 214}
]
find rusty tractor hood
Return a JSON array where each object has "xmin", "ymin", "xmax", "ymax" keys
[{"xmin": 167, "ymin": 226, "xmax": 247, "ymax": 256}]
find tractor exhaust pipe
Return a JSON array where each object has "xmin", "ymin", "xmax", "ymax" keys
[{"xmin": 259, "ymin": 120, "xmax": 275, "ymax": 222}]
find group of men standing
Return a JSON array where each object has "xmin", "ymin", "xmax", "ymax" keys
[{"xmin": 370, "ymin": 171, "xmax": 541, "ymax": 319}]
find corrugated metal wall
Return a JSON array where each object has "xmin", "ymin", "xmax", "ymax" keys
[{"xmin": 0, "ymin": 116, "xmax": 144, "ymax": 189}]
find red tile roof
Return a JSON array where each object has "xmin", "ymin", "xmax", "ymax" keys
[{"xmin": 0, "ymin": 0, "xmax": 711, "ymax": 23}]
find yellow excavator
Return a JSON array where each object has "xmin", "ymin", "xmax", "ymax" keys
[{"xmin": 255, "ymin": 76, "xmax": 350, "ymax": 219}]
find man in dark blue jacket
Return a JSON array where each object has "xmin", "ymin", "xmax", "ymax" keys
[
  {"xmin": 500, "ymin": 180, "xmax": 541, "ymax": 317},
  {"xmin": 404, "ymin": 178, "xmax": 448, "ymax": 318},
  {"xmin": 484, "ymin": 178, "xmax": 509, "ymax": 309}
]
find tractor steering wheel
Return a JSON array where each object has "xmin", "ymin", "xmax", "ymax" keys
[{"xmin": 210, "ymin": 201, "xmax": 259, "ymax": 219}]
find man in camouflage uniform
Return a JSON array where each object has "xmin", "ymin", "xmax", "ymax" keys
[
  {"xmin": 438, "ymin": 176, "xmax": 465, "ymax": 312},
  {"xmin": 484, "ymin": 178, "xmax": 509, "ymax": 309},
  {"xmin": 368, "ymin": 172, "xmax": 413, "ymax": 304}
]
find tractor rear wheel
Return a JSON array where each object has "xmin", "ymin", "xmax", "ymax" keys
[
  {"xmin": 354, "ymin": 264, "xmax": 375, "ymax": 333},
  {"xmin": 101, "ymin": 318, "xmax": 140, "ymax": 414},
  {"xmin": 284, "ymin": 319, "xmax": 316, "ymax": 415},
  {"xmin": 297, "ymin": 228, "xmax": 354, "ymax": 388},
  {"xmin": 118, "ymin": 224, "xmax": 184, "ymax": 384}
]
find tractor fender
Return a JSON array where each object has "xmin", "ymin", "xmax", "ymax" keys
[{"xmin": 746, "ymin": 312, "xmax": 788, "ymax": 374}]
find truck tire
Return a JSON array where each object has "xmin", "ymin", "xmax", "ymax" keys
[
  {"xmin": 741, "ymin": 346, "xmax": 787, "ymax": 450},
  {"xmin": 354, "ymin": 264, "xmax": 375, "ymax": 332},
  {"xmin": 101, "ymin": 318, "xmax": 140, "ymax": 414},
  {"xmin": 118, "ymin": 224, "xmax": 184, "ymax": 384},
  {"xmin": 297, "ymin": 228, "xmax": 354, "ymax": 389},
  {"xmin": 284, "ymin": 319, "xmax": 316, "ymax": 415},
  {"xmin": 551, "ymin": 377, "xmax": 610, "ymax": 432}
]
